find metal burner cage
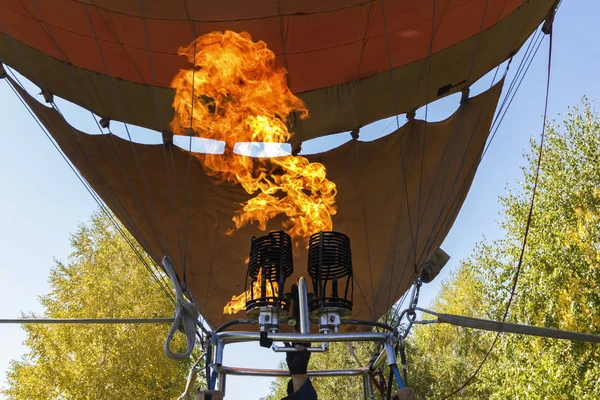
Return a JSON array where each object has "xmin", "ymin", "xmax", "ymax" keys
[
  {"xmin": 307, "ymin": 231, "xmax": 354, "ymax": 314},
  {"xmin": 245, "ymin": 231, "xmax": 294, "ymax": 314}
]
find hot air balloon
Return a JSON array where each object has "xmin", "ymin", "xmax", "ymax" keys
[{"xmin": 0, "ymin": 0, "xmax": 562, "ymax": 397}]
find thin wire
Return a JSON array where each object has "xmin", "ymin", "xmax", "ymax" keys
[
  {"xmin": 178, "ymin": 0, "xmax": 225, "ymax": 317},
  {"xmin": 383, "ymin": 0, "xmax": 439, "ymax": 327},
  {"xmin": 385, "ymin": 0, "xmax": 491, "ymax": 325},
  {"xmin": 379, "ymin": 0, "xmax": 416, "ymax": 244},
  {"xmin": 182, "ymin": 0, "xmax": 214, "ymax": 334},
  {"xmin": 49, "ymin": 99, "xmax": 177, "ymax": 298},
  {"xmin": 390, "ymin": 0, "xmax": 538, "ymax": 310},
  {"xmin": 3, "ymin": 77, "xmax": 176, "ymax": 304},
  {"xmin": 138, "ymin": 1, "xmax": 211, "ymax": 338},
  {"xmin": 353, "ymin": 140, "xmax": 377, "ymax": 320},
  {"xmin": 0, "ymin": 16, "xmax": 151, "ymax": 255},
  {"xmin": 4, "ymin": 0, "xmax": 193, "ymax": 310},
  {"xmin": 12, "ymin": 5, "xmax": 171, "ymax": 268},
  {"xmin": 349, "ymin": 0, "xmax": 380, "ymax": 322},
  {"xmin": 14, "ymin": 0, "xmax": 481, "ymax": 54},
  {"xmin": 68, "ymin": 0, "xmax": 371, "ymax": 23},
  {"xmin": 441, "ymin": 30, "xmax": 552, "ymax": 399},
  {"xmin": 182, "ymin": 0, "xmax": 201, "ymax": 288},
  {"xmin": 5, "ymin": 76, "xmax": 175, "ymax": 303},
  {"xmin": 418, "ymin": 0, "xmax": 492, "ymax": 251},
  {"xmin": 0, "ymin": 10, "xmax": 176, "ymax": 302},
  {"xmin": 202, "ymin": 185, "xmax": 227, "ymax": 317},
  {"xmin": 139, "ymin": 0, "xmax": 186, "ymax": 272},
  {"xmin": 81, "ymin": 2, "xmax": 173, "ymax": 259},
  {"xmin": 418, "ymin": 29, "xmax": 545, "ymax": 268},
  {"xmin": 416, "ymin": 0, "xmax": 536, "ymax": 264},
  {"xmin": 415, "ymin": 0, "xmax": 438, "ymax": 267},
  {"xmin": 402, "ymin": 4, "xmax": 557, "ymax": 314},
  {"xmin": 379, "ymin": 0, "xmax": 418, "ymax": 327},
  {"xmin": 485, "ymin": 34, "xmax": 546, "ymax": 155},
  {"xmin": 491, "ymin": 30, "xmax": 543, "ymax": 132}
]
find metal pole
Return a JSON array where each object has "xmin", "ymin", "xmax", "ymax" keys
[
  {"xmin": 0, "ymin": 318, "xmax": 175, "ymax": 324},
  {"xmin": 431, "ymin": 311, "xmax": 600, "ymax": 343},
  {"xmin": 217, "ymin": 370, "xmax": 227, "ymax": 395},
  {"xmin": 298, "ymin": 277, "xmax": 310, "ymax": 334},
  {"xmin": 362, "ymin": 372, "xmax": 374, "ymax": 400},
  {"xmin": 272, "ymin": 342, "xmax": 328, "ymax": 353},
  {"xmin": 218, "ymin": 365, "xmax": 369, "ymax": 377},
  {"xmin": 370, "ymin": 345, "xmax": 388, "ymax": 372},
  {"xmin": 212, "ymin": 336, "xmax": 224, "ymax": 392},
  {"xmin": 217, "ymin": 331, "xmax": 391, "ymax": 344},
  {"xmin": 384, "ymin": 340, "xmax": 397, "ymax": 366},
  {"xmin": 384, "ymin": 339, "xmax": 404, "ymax": 389}
]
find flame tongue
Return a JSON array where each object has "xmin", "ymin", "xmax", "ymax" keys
[
  {"xmin": 223, "ymin": 269, "xmax": 278, "ymax": 314},
  {"xmin": 170, "ymin": 31, "xmax": 337, "ymax": 240}
]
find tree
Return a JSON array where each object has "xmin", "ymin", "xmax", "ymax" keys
[
  {"xmin": 407, "ymin": 99, "xmax": 600, "ymax": 398},
  {"xmin": 472, "ymin": 100, "xmax": 600, "ymax": 399},
  {"xmin": 407, "ymin": 260, "xmax": 496, "ymax": 399},
  {"xmin": 3, "ymin": 211, "xmax": 198, "ymax": 399}
]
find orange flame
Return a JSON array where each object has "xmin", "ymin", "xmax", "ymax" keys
[
  {"xmin": 223, "ymin": 269, "xmax": 278, "ymax": 314},
  {"xmin": 170, "ymin": 31, "xmax": 337, "ymax": 239}
]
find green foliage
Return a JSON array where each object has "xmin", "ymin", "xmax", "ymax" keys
[
  {"xmin": 472, "ymin": 100, "xmax": 600, "ymax": 399},
  {"xmin": 2, "ymin": 212, "xmax": 197, "ymax": 399},
  {"xmin": 407, "ymin": 261, "xmax": 496, "ymax": 399},
  {"xmin": 408, "ymin": 99, "xmax": 600, "ymax": 398}
]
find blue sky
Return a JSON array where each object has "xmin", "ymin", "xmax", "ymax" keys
[{"xmin": 1, "ymin": 1, "xmax": 599, "ymax": 398}]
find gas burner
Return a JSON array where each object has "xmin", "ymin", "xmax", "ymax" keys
[
  {"xmin": 245, "ymin": 231, "xmax": 293, "ymax": 332},
  {"xmin": 307, "ymin": 231, "xmax": 354, "ymax": 333}
]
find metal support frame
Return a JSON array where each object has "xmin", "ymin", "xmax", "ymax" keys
[{"xmin": 205, "ymin": 277, "xmax": 401, "ymax": 399}]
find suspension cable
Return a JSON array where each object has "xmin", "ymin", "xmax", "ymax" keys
[
  {"xmin": 414, "ymin": 28, "xmax": 545, "ymax": 268},
  {"xmin": 0, "ymin": 19, "xmax": 176, "ymax": 298},
  {"xmin": 2, "ymin": 73, "xmax": 176, "ymax": 304},
  {"xmin": 18, "ymin": 3, "xmax": 169, "ymax": 264},
  {"xmin": 410, "ymin": 0, "xmax": 533, "ymax": 274},
  {"xmin": 139, "ymin": 0, "xmax": 186, "ymax": 273},
  {"xmin": 440, "ymin": 27, "xmax": 553, "ymax": 400}
]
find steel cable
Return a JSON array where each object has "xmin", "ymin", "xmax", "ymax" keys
[{"xmin": 440, "ymin": 28, "xmax": 553, "ymax": 399}]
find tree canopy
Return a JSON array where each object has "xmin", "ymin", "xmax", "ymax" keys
[
  {"xmin": 3, "ymin": 212, "xmax": 196, "ymax": 399},
  {"xmin": 411, "ymin": 99, "xmax": 600, "ymax": 398}
]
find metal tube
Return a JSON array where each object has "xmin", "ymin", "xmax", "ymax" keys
[
  {"xmin": 384, "ymin": 339, "xmax": 404, "ymax": 389},
  {"xmin": 272, "ymin": 342, "xmax": 328, "ymax": 353},
  {"xmin": 217, "ymin": 331, "xmax": 391, "ymax": 344},
  {"xmin": 362, "ymin": 372, "xmax": 374, "ymax": 400},
  {"xmin": 218, "ymin": 365, "xmax": 369, "ymax": 377},
  {"xmin": 298, "ymin": 277, "xmax": 310, "ymax": 334},
  {"xmin": 217, "ymin": 370, "xmax": 227, "ymax": 395},
  {"xmin": 207, "ymin": 336, "xmax": 219, "ymax": 390},
  {"xmin": 370, "ymin": 346, "xmax": 388, "ymax": 372},
  {"xmin": 214, "ymin": 338, "xmax": 224, "ymax": 366},
  {"xmin": 0, "ymin": 317, "xmax": 175, "ymax": 324},
  {"xmin": 384, "ymin": 339, "xmax": 397, "ymax": 366}
]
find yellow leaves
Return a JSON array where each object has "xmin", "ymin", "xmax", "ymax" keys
[{"xmin": 4, "ymin": 212, "xmax": 195, "ymax": 399}]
